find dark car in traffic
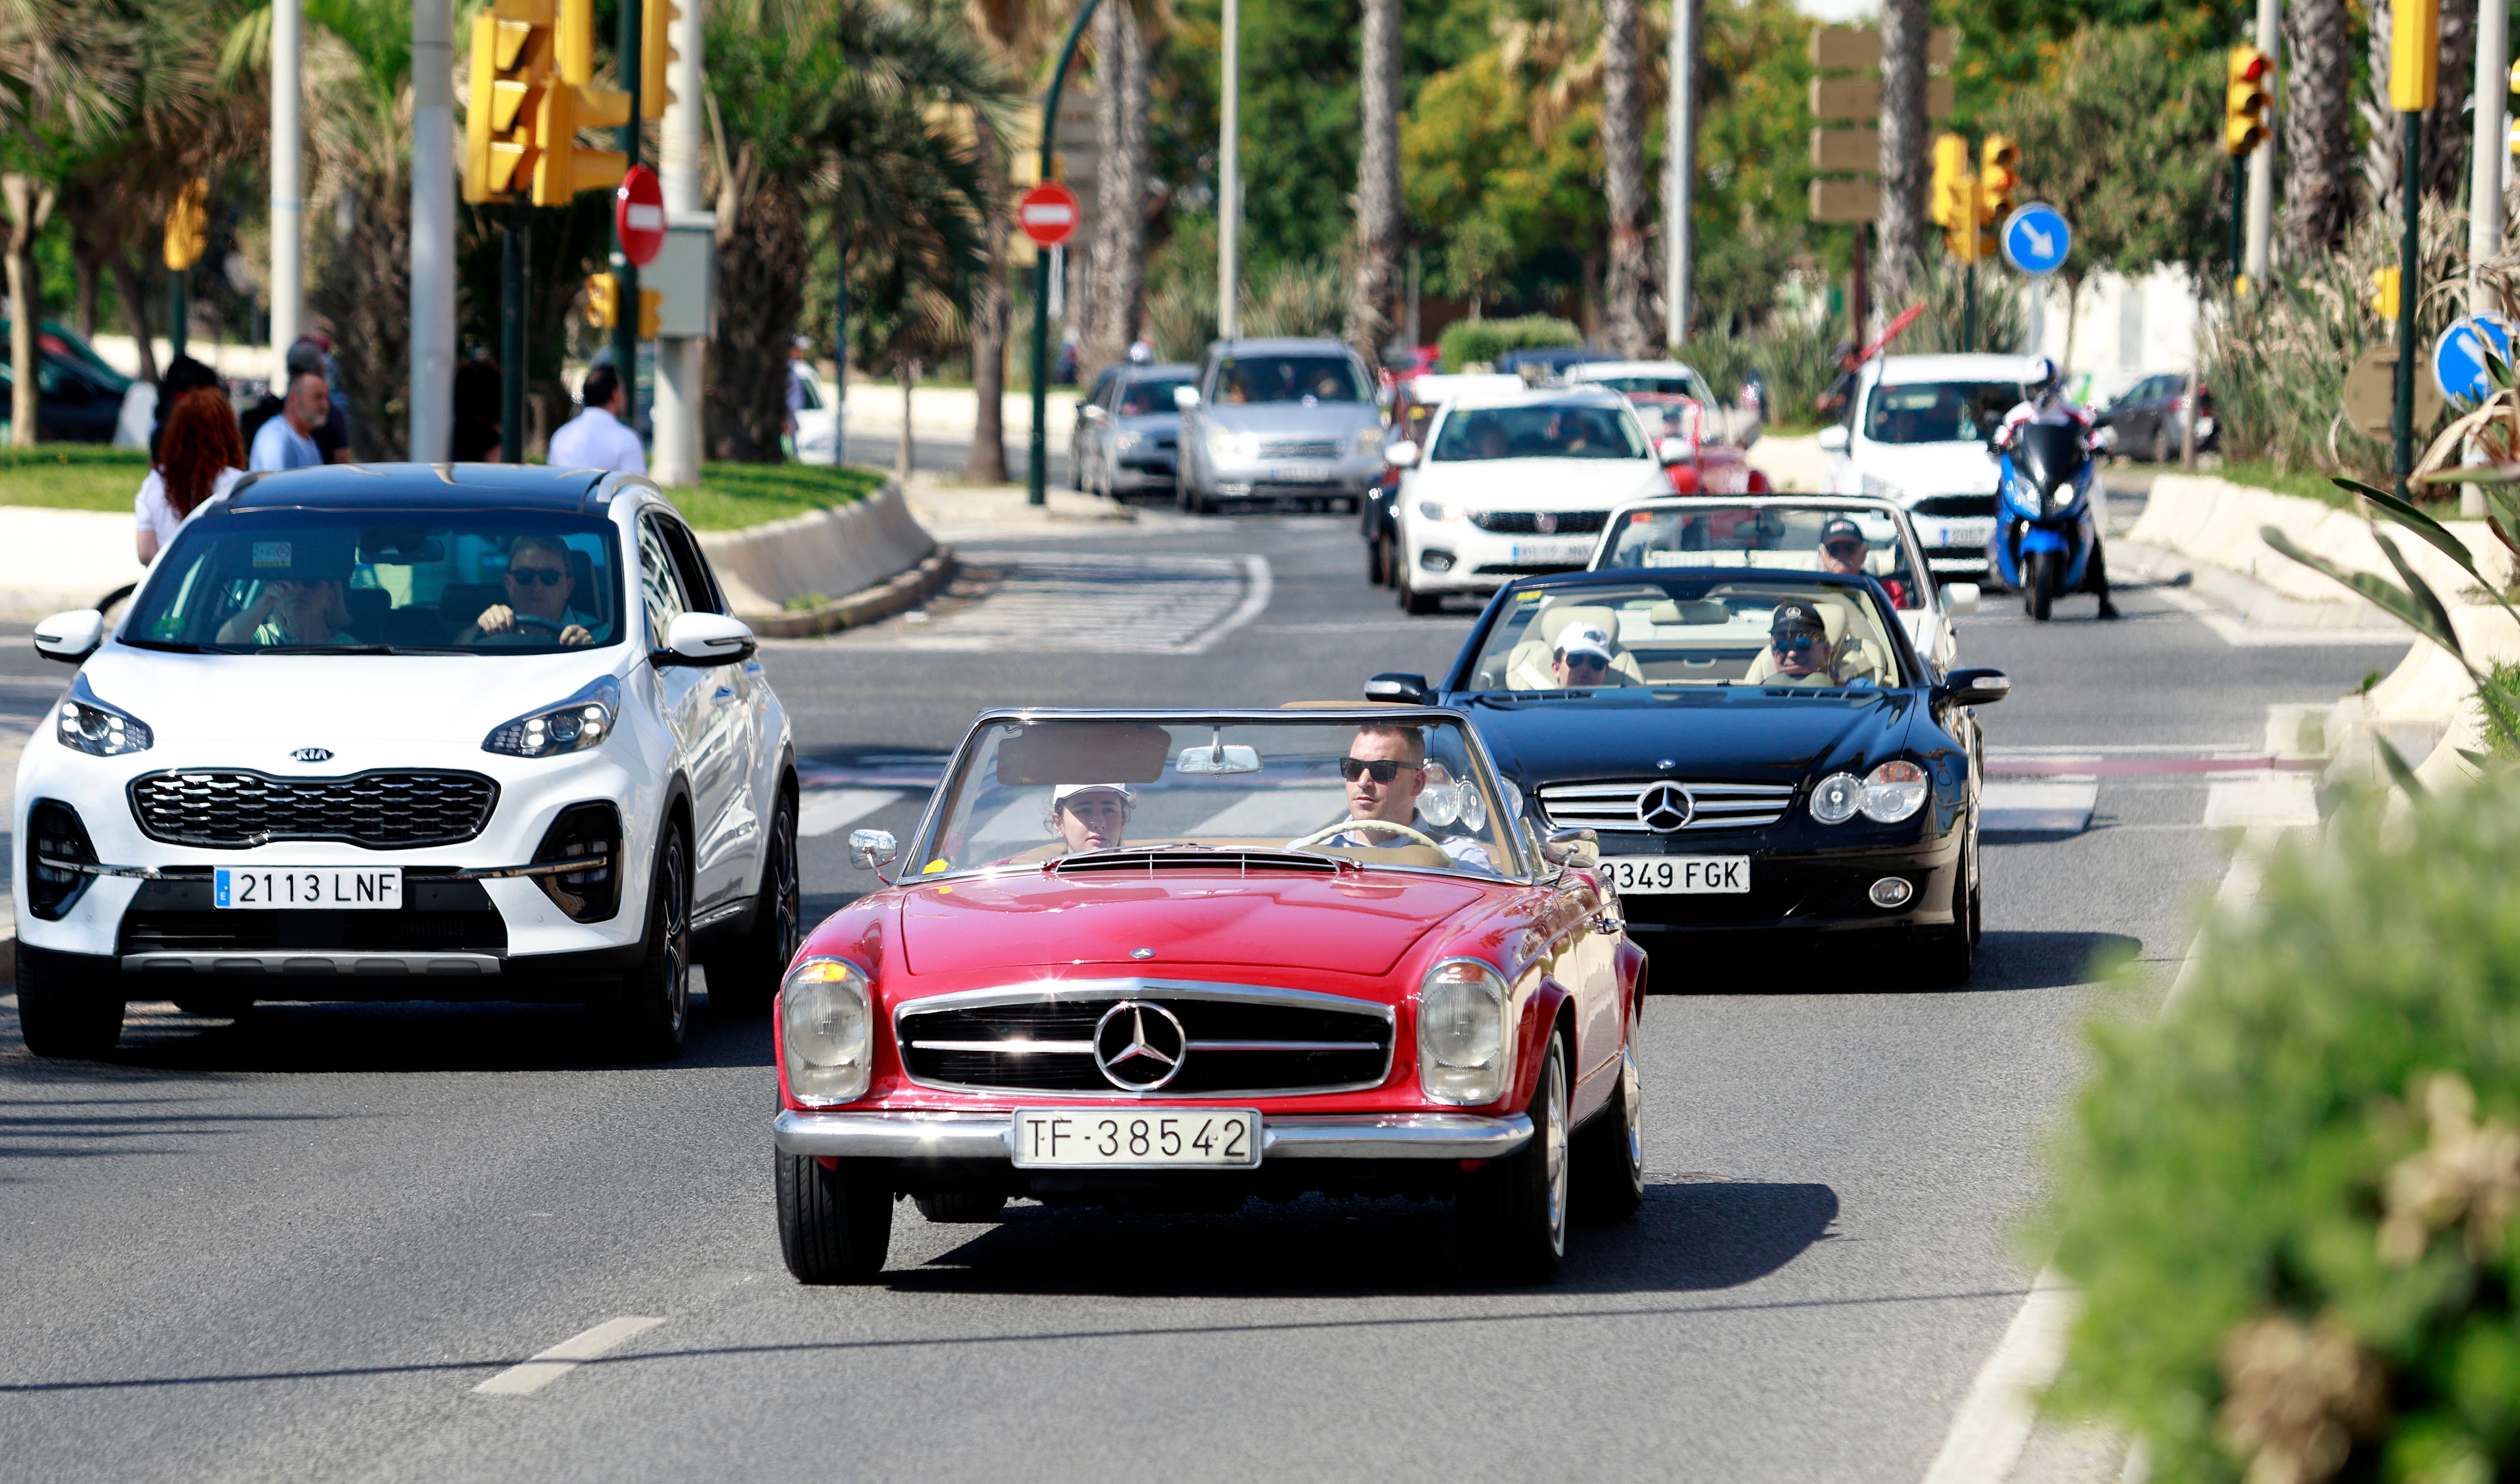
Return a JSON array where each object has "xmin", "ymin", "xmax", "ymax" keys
[
  {"xmin": 0, "ymin": 319, "xmax": 132, "ymax": 443},
  {"xmin": 1074, "ymin": 362, "xmax": 1196, "ymax": 501},
  {"xmin": 2094, "ymin": 372, "xmax": 2215, "ymax": 463},
  {"xmin": 1367, "ymin": 567, "xmax": 2008, "ymax": 983}
]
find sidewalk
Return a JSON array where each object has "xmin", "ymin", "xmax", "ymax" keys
[
  {"xmin": 899, "ymin": 471, "xmax": 1175, "ymax": 544},
  {"xmin": 840, "ymin": 383, "xmax": 1084, "ymax": 448}
]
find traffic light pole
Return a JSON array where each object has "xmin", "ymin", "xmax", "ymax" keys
[
  {"xmin": 612, "ymin": 0, "xmax": 641, "ymax": 434},
  {"xmin": 2394, "ymin": 109, "xmax": 2421, "ymax": 502},
  {"xmin": 501, "ymin": 209, "xmax": 527, "ymax": 464},
  {"xmin": 168, "ymin": 271, "xmax": 187, "ymax": 365},
  {"xmin": 1027, "ymin": 0, "xmax": 1103, "ymax": 508},
  {"xmin": 1962, "ymin": 261, "xmax": 1976, "ymax": 354},
  {"xmin": 2227, "ymin": 159, "xmax": 2246, "ymax": 284}
]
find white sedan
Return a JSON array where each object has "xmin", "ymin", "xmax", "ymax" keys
[
  {"xmin": 1386, "ymin": 386, "xmax": 1678, "ymax": 614},
  {"xmin": 14, "ymin": 464, "xmax": 800, "ymax": 1062}
]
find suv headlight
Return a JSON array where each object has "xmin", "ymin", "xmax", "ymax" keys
[
  {"xmin": 483, "ymin": 676, "xmax": 619, "ymax": 758},
  {"xmin": 781, "ymin": 957, "xmax": 874, "ymax": 1105},
  {"xmin": 56, "ymin": 676, "xmax": 152, "ymax": 757},
  {"xmin": 1860, "ymin": 760, "xmax": 1930, "ymax": 822},
  {"xmin": 1418, "ymin": 958, "xmax": 1511, "ymax": 1105},
  {"xmin": 1417, "ymin": 499, "xmax": 1466, "ymax": 522},
  {"xmin": 1206, "ymin": 427, "xmax": 1257, "ymax": 464}
]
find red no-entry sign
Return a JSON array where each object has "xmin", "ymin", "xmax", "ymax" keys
[
  {"xmin": 615, "ymin": 165, "xmax": 665, "ymax": 268},
  {"xmin": 1018, "ymin": 181, "xmax": 1081, "ymax": 248}
]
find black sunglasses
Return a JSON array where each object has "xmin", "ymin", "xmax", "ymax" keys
[
  {"xmin": 1560, "ymin": 652, "xmax": 1609, "ymax": 671},
  {"xmin": 508, "ymin": 566, "xmax": 567, "ymax": 586},
  {"xmin": 1340, "ymin": 756, "xmax": 1424, "ymax": 784},
  {"xmin": 1823, "ymin": 540, "xmax": 1865, "ymax": 556},
  {"xmin": 1773, "ymin": 633, "xmax": 1824, "ymax": 655}
]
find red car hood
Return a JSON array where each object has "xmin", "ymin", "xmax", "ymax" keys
[{"xmin": 898, "ymin": 868, "xmax": 1490, "ymax": 980}]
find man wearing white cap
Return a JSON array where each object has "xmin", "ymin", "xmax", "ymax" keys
[
  {"xmin": 1046, "ymin": 783, "xmax": 1131, "ymax": 856},
  {"xmin": 1551, "ymin": 623, "xmax": 1622, "ymax": 687}
]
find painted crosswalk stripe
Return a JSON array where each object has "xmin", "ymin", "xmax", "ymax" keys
[
  {"xmin": 472, "ymin": 1316, "xmax": 664, "ymax": 1397},
  {"xmin": 799, "ymin": 787, "xmax": 902, "ymax": 838},
  {"xmin": 859, "ymin": 552, "xmax": 1269, "ymax": 654},
  {"xmin": 2201, "ymin": 772, "xmax": 2319, "ymax": 828}
]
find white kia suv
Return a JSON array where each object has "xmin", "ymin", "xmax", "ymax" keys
[{"xmin": 14, "ymin": 464, "xmax": 800, "ymax": 1061}]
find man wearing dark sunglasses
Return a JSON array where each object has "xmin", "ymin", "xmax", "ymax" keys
[
  {"xmin": 469, "ymin": 533, "xmax": 594, "ymax": 646},
  {"xmin": 1816, "ymin": 516, "xmax": 1912, "ymax": 609},
  {"xmin": 1551, "ymin": 622, "xmax": 1621, "ymax": 687},
  {"xmin": 1768, "ymin": 600, "xmax": 1841, "ymax": 685},
  {"xmin": 1317, "ymin": 723, "xmax": 1496, "ymax": 872}
]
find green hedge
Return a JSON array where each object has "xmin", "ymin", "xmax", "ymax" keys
[
  {"xmin": 2046, "ymin": 775, "xmax": 2520, "ymax": 1483},
  {"xmin": 1437, "ymin": 315, "xmax": 1583, "ymax": 373}
]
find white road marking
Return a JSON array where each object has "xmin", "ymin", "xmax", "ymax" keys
[
  {"xmin": 472, "ymin": 1315, "xmax": 664, "ymax": 1397},
  {"xmin": 2201, "ymin": 773, "xmax": 2320, "ymax": 828},
  {"xmin": 1981, "ymin": 780, "xmax": 2098, "ymax": 834},
  {"xmin": 850, "ymin": 551, "xmax": 1270, "ymax": 654},
  {"xmin": 799, "ymin": 787, "xmax": 901, "ymax": 838}
]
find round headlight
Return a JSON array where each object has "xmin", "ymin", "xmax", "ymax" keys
[
  {"xmin": 1860, "ymin": 760, "xmax": 1931, "ymax": 823},
  {"xmin": 1418, "ymin": 958, "xmax": 1510, "ymax": 1105},
  {"xmin": 780, "ymin": 958, "xmax": 873, "ymax": 1106},
  {"xmin": 1809, "ymin": 772, "xmax": 1863, "ymax": 825}
]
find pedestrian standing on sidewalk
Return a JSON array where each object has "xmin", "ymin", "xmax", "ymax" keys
[
  {"xmin": 136, "ymin": 387, "xmax": 248, "ymax": 564},
  {"xmin": 242, "ymin": 338, "xmax": 352, "ymax": 462},
  {"xmin": 248, "ymin": 371, "xmax": 330, "ymax": 471},
  {"xmin": 547, "ymin": 365, "xmax": 647, "ymax": 473}
]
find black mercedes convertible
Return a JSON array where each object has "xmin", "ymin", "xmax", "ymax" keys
[{"xmin": 1367, "ymin": 568, "xmax": 2009, "ymax": 984}]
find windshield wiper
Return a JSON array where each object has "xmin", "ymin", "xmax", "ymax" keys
[
  {"xmin": 249, "ymin": 644, "xmax": 482, "ymax": 656},
  {"xmin": 116, "ymin": 637, "xmax": 207, "ymax": 654}
]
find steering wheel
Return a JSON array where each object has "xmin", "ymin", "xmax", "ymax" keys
[
  {"xmin": 1285, "ymin": 818, "xmax": 1441, "ymax": 851},
  {"xmin": 510, "ymin": 612, "xmax": 566, "ymax": 634}
]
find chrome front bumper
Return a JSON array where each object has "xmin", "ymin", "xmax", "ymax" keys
[{"xmin": 772, "ymin": 1109, "xmax": 1533, "ymax": 1161}]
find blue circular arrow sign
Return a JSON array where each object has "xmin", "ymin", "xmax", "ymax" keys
[
  {"xmin": 1999, "ymin": 203, "xmax": 2071, "ymax": 275},
  {"xmin": 2432, "ymin": 315, "xmax": 2517, "ymax": 401}
]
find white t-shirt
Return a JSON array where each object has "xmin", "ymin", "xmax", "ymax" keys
[
  {"xmin": 547, "ymin": 406, "xmax": 647, "ymax": 473},
  {"xmin": 136, "ymin": 466, "xmax": 245, "ymax": 557},
  {"xmin": 249, "ymin": 415, "xmax": 322, "ymax": 471}
]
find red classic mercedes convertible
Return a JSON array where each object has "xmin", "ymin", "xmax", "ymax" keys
[{"xmin": 771, "ymin": 708, "xmax": 1645, "ymax": 1284}]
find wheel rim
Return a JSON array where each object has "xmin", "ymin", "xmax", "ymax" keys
[
  {"xmin": 1543, "ymin": 1047, "xmax": 1570, "ymax": 1254},
  {"xmin": 1620, "ymin": 1046, "xmax": 1644, "ymax": 1191},
  {"xmin": 661, "ymin": 842, "xmax": 689, "ymax": 1036}
]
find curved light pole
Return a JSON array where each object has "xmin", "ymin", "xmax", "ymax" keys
[{"xmin": 1028, "ymin": 0, "xmax": 1105, "ymax": 506}]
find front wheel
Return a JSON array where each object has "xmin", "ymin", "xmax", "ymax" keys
[
  {"xmin": 2025, "ymin": 551, "xmax": 2054, "ymax": 622},
  {"xmin": 1572, "ymin": 1042, "xmax": 1644, "ymax": 1222},
  {"xmin": 778, "ymin": 1154, "xmax": 893, "ymax": 1283},
  {"xmin": 1458, "ymin": 1030, "xmax": 1571, "ymax": 1283},
  {"xmin": 607, "ymin": 827, "xmax": 692, "ymax": 1059},
  {"xmin": 16, "ymin": 950, "xmax": 125, "ymax": 1059}
]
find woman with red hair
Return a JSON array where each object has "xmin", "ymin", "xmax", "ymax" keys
[{"xmin": 136, "ymin": 386, "xmax": 248, "ymax": 564}]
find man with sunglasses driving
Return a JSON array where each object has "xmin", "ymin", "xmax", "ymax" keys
[
  {"xmin": 1816, "ymin": 517, "xmax": 1912, "ymax": 608},
  {"xmin": 1315, "ymin": 723, "xmax": 1496, "ymax": 873},
  {"xmin": 1767, "ymin": 600, "xmax": 1846, "ymax": 685},
  {"xmin": 464, "ymin": 533, "xmax": 595, "ymax": 646}
]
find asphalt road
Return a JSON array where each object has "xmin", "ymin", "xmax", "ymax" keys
[{"xmin": 0, "ymin": 515, "xmax": 2399, "ymax": 1483}]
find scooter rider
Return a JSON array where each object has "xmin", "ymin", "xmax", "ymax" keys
[{"xmin": 1992, "ymin": 358, "xmax": 2117, "ymax": 619}]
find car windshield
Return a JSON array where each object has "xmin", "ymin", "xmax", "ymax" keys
[
  {"xmin": 1117, "ymin": 378, "xmax": 1191, "ymax": 415},
  {"xmin": 1862, "ymin": 381, "xmax": 2020, "ymax": 444},
  {"xmin": 914, "ymin": 715, "xmax": 1522, "ymax": 881},
  {"xmin": 125, "ymin": 510, "xmax": 626, "ymax": 654},
  {"xmin": 1214, "ymin": 356, "xmax": 1368, "ymax": 405},
  {"xmin": 1430, "ymin": 403, "xmax": 1649, "ymax": 462},
  {"xmin": 1594, "ymin": 505, "xmax": 1925, "ymax": 609},
  {"xmin": 1458, "ymin": 577, "xmax": 1910, "ymax": 692}
]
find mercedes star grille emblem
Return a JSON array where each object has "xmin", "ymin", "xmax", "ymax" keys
[
  {"xmin": 1636, "ymin": 782, "xmax": 1694, "ymax": 832},
  {"xmin": 290, "ymin": 747, "xmax": 334, "ymax": 763},
  {"xmin": 1093, "ymin": 1000, "xmax": 1187, "ymax": 1091}
]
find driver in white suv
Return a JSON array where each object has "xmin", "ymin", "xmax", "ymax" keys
[{"xmin": 465, "ymin": 533, "xmax": 595, "ymax": 646}]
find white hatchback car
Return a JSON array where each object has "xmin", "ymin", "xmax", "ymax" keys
[
  {"xmin": 1386, "ymin": 386, "xmax": 1677, "ymax": 613},
  {"xmin": 14, "ymin": 464, "xmax": 800, "ymax": 1061},
  {"xmin": 1821, "ymin": 353, "xmax": 2043, "ymax": 580}
]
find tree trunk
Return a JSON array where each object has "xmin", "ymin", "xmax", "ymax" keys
[
  {"xmin": 1598, "ymin": 0, "xmax": 1650, "ymax": 358},
  {"xmin": 1874, "ymin": 0, "xmax": 1929, "ymax": 317},
  {"xmin": 964, "ymin": 114, "xmax": 1010, "ymax": 485},
  {"xmin": 2281, "ymin": 0, "xmax": 2354, "ymax": 260},
  {"xmin": 2427, "ymin": 0, "xmax": 2477, "ymax": 205},
  {"xmin": 1086, "ymin": 0, "xmax": 1152, "ymax": 381},
  {"xmin": 708, "ymin": 145, "xmax": 811, "ymax": 461},
  {"xmin": 1, "ymin": 174, "xmax": 58, "ymax": 449},
  {"xmin": 108, "ymin": 251, "xmax": 158, "ymax": 384},
  {"xmin": 71, "ymin": 239, "xmax": 100, "ymax": 341},
  {"xmin": 1347, "ymin": 0, "xmax": 1403, "ymax": 374}
]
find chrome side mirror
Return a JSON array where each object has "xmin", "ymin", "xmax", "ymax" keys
[
  {"xmin": 33, "ymin": 608, "xmax": 104, "ymax": 665},
  {"xmin": 1815, "ymin": 425, "xmax": 1850, "ymax": 453},
  {"xmin": 849, "ymin": 828, "xmax": 900, "ymax": 879},
  {"xmin": 1941, "ymin": 582, "xmax": 1982, "ymax": 616},
  {"xmin": 1173, "ymin": 385, "xmax": 1201, "ymax": 410},
  {"xmin": 659, "ymin": 611, "xmax": 757, "ymax": 666},
  {"xmin": 1383, "ymin": 440, "xmax": 1419, "ymax": 469},
  {"xmin": 1543, "ymin": 827, "xmax": 1600, "ymax": 869}
]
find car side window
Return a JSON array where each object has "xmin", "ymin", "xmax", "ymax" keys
[
  {"xmin": 637, "ymin": 516, "xmax": 691, "ymax": 644},
  {"xmin": 654, "ymin": 514, "xmax": 726, "ymax": 616}
]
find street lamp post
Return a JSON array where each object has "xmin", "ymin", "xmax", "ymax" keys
[
  {"xmin": 1218, "ymin": 0, "xmax": 1240, "ymax": 342},
  {"xmin": 1663, "ymin": 0, "xmax": 1692, "ymax": 349},
  {"xmin": 410, "ymin": 0, "xmax": 455, "ymax": 461},
  {"xmin": 269, "ymin": 0, "xmax": 304, "ymax": 382},
  {"xmin": 1026, "ymin": 0, "xmax": 1105, "ymax": 508},
  {"xmin": 612, "ymin": 0, "xmax": 644, "ymax": 433}
]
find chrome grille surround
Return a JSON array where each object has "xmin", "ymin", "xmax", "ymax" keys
[
  {"xmin": 1538, "ymin": 779, "xmax": 1798, "ymax": 834},
  {"xmin": 893, "ymin": 979, "xmax": 1396, "ymax": 1099},
  {"xmin": 127, "ymin": 769, "xmax": 500, "ymax": 850}
]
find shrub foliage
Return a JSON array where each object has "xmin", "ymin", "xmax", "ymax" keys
[{"xmin": 1437, "ymin": 314, "xmax": 1584, "ymax": 372}]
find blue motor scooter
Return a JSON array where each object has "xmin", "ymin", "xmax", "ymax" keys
[{"xmin": 1989, "ymin": 424, "xmax": 2102, "ymax": 622}]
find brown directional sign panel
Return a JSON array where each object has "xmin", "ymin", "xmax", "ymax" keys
[
  {"xmin": 2343, "ymin": 344, "xmax": 2445, "ymax": 440},
  {"xmin": 1807, "ymin": 26, "xmax": 1957, "ymax": 71},
  {"xmin": 1810, "ymin": 179, "xmax": 1883, "ymax": 224},
  {"xmin": 1808, "ymin": 76, "xmax": 1953, "ymax": 121},
  {"xmin": 1811, "ymin": 127, "xmax": 1880, "ymax": 172}
]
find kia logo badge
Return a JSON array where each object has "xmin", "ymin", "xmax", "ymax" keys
[{"xmin": 291, "ymin": 747, "xmax": 334, "ymax": 763}]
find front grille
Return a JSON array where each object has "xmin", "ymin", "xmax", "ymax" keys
[
  {"xmin": 1470, "ymin": 510, "xmax": 1609, "ymax": 534},
  {"xmin": 1539, "ymin": 779, "xmax": 1798, "ymax": 833},
  {"xmin": 897, "ymin": 987, "xmax": 1393, "ymax": 1097},
  {"xmin": 1259, "ymin": 437, "xmax": 1343, "ymax": 459},
  {"xmin": 1908, "ymin": 495, "xmax": 1997, "ymax": 518},
  {"xmin": 129, "ymin": 770, "xmax": 498, "ymax": 850}
]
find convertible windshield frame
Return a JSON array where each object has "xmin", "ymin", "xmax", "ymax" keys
[
  {"xmin": 1446, "ymin": 571, "xmax": 1927, "ymax": 695},
  {"xmin": 905, "ymin": 707, "xmax": 1538, "ymax": 886},
  {"xmin": 1588, "ymin": 498, "xmax": 1929, "ymax": 611}
]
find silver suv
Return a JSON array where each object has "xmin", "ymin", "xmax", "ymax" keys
[{"xmin": 1175, "ymin": 338, "xmax": 1384, "ymax": 514}]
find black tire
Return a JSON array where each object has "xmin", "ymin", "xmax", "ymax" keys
[
  {"xmin": 1194, "ymin": 484, "xmax": 1219, "ymax": 516},
  {"xmin": 704, "ymin": 786, "xmax": 800, "ymax": 1016},
  {"xmin": 1397, "ymin": 564, "xmax": 1441, "ymax": 615},
  {"xmin": 2027, "ymin": 552, "xmax": 2053, "ymax": 622},
  {"xmin": 778, "ymin": 1153, "xmax": 893, "ymax": 1283},
  {"xmin": 1458, "ymin": 1030, "xmax": 1571, "ymax": 1284},
  {"xmin": 608, "ymin": 826, "xmax": 693, "ymax": 1060},
  {"xmin": 1572, "ymin": 1042, "xmax": 1644, "ymax": 1223},
  {"xmin": 1919, "ymin": 919, "xmax": 1975, "ymax": 985},
  {"xmin": 16, "ymin": 950, "xmax": 124, "ymax": 1059},
  {"xmin": 913, "ymin": 1192, "xmax": 1008, "ymax": 1223},
  {"xmin": 172, "ymin": 995, "xmax": 253, "ymax": 1019},
  {"xmin": 1376, "ymin": 536, "xmax": 1397, "ymax": 589}
]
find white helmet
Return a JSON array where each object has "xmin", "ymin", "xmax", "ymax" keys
[{"xmin": 2027, "ymin": 357, "xmax": 2061, "ymax": 396}]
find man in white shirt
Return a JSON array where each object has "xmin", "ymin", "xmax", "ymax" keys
[
  {"xmin": 247, "ymin": 372, "xmax": 328, "ymax": 471},
  {"xmin": 548, "ymin": 365, "xmax": 647, "ymax": 474}
]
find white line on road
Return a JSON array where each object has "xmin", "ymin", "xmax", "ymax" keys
[
  {"xmin": 799, "ymin": 787, "xmax": 902, "ymax": 838},
  {"xmin": 2200, "ymin": 774, "xmax": 2320, "ymax": 829},
  {"xmin": 1981, "ymin": 780, "xmax": 2099, "ymax": 834},
  {"xmin": 1178, "ymin": 554, "xmax": 1274, "ymax": 655},
  {"xmin": 472, "ymin": 1315, "xmax": 664, "ymax": 1398}
]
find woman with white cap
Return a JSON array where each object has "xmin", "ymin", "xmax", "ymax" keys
[{"xmin": 1046, "ymin": 784, "xmax": 1132, "ymax": 855}]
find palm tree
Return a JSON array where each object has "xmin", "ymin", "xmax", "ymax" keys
[
  {"xmin": 1084, "ymin": 0, "xmax": 1150, "ymax": 380},
  {"xmin": 1597, "ymin": 0, "xmax": 1648, "ymax": 356},
  {"xmin": 1347, "ymin": 0, "xmax": 1401, "ymax": 373},
  {"xmin": 1875, "ymin": 0, "xmax": 1928, "ymax": 318},
  {"xmin": 2279, "ymin": 0, "xmax": 2352, "ymax": 260}
]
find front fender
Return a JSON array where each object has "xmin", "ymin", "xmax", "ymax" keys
[{"xmin": 1504, "ymin": 974, "xmax": 1575, "ymax": 1118}]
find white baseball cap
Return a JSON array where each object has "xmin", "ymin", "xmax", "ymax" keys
[
  {"xmin": 1052, "ymin": 783, "xmax": 1132, "ymax": 807},
  {"xmin": 1555, "ymin": 623, "xmax": 1614, "ymax": 663}
]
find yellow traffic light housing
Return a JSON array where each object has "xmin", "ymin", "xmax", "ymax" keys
[
  {"xmin": 1978, "ymin": 133, "xmax": 2020, "ymax": 230},
  {"xmin": 583, "ymin": 274, "xmax": 659, "ymax": 336},
  {"xmin": 530, "ymin": 75, "xmax": 629, "ymax": 206},
  {"xmin": 163, "ymin": 178, "xmax": 210, "ymax": 271},
  {"xmin": 2372, "ymin": 267, "xmax": 2402, "ymax": 319},
  {"xmin": 1928, "ymin": 132, "xmax": 1978, "ymax": 260},
  {"xmin": 463, "ymin": 0, "xmax": 553, "ymax": 203},
  {"xmin": 641, "ymin": 0, "xmax": 679, "ymax": 119},
  {"xmin": 554, "ymin": 0, "xmax": 596, "ymax": 86},
  {"xmin": 2226, "ymin": 45, "xmax": 2273, "ymax": 156}
]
